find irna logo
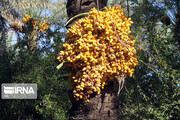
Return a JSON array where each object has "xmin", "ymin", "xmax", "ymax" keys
[
  {"xmin": 1, "ymin": 83, "xmax": 37, "ymax": 99},
  {"xmin": 4, "ymin": 86, "xmax": 35, "ymax": 94}
]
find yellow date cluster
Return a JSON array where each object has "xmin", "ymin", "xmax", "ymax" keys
[
  {"xmin": 38, "ymin": 20, "xmax": 50, "ymax": 32},
  {"xmin": 22, "ymin": 13, "xmax": 39, "ymax": 30},
  {"xmin": 57, "ymin": 6, "xmax": 138, "ymax": 102},
  {"xmin": 10, "ymin": 13, "xmax": 50, "ymax": 32}
]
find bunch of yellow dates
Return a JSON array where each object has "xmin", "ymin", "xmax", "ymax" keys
[
  {"xmin": 10, "ymin": 13, "xmax": 50, "ymax": 32},
  {"xmin": 57, "ymin": 6, "xmax": 138, "ymax": 102}
]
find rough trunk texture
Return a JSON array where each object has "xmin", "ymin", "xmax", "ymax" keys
[
  {"xmin": 66, "ymin": 0, "xmax": 108, "ymax": 28},
  {"xmin": 68, "ymin": 82, "xmax": 122, "ymax": 120},
  {"xmin": 66, "ymin": 0, "xmax": 122, "ymax": 119}
]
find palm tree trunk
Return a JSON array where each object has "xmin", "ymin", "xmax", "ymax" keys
[
  {"xmin": 68, "ymin": 82, "xmax": 122, "ymax": 120},
  {"xmin": 66, "ymin": 1, "xmax": 122, "ymax": 119}
]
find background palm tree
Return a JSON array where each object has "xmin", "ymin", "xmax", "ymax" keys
[
  {"xmin": 0, "ymin": 0, "xmax": 67, "ymax": 54},
  {"xmin": 0, "ymin": 15, "xmax": 7, "ymax": 56},
  {"xmin": 0, "ymin": 0, "xmax": 22, "ymax": 56}
]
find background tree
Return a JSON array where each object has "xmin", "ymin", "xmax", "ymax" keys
[
  {"xmin": 117, "ymin": 0, "xmax": 180, "ymax": 119},
  {"xmin": 0, "ymin": 15, "xmax": 7, "ymax": 56},
  {"xmin": 0, "ymin": 0, "xmax": 71, "ymax": 119}
]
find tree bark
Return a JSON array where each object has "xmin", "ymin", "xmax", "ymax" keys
[
  {"xmin": 69, "ymin": 82, "xmax": 121, "ymax": 120},
  {"xmin": 66, "ymin": 0, "xmax": 107, "ymax": 28},
  {"xmin": 66, "ymin": 1, "xmax": 123, "ymax": 119}
]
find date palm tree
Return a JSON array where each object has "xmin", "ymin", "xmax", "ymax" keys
[
  {"xmin": 66, "ymin": 0, "xmax": 124, "ymax": 119},
  {"xmin": 0, "ymin": 0, "xmax": 67, "ymax": 54},
  {"xmin": 0, "ymin": 0, "xmax": 21, "ymax": 56}
]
